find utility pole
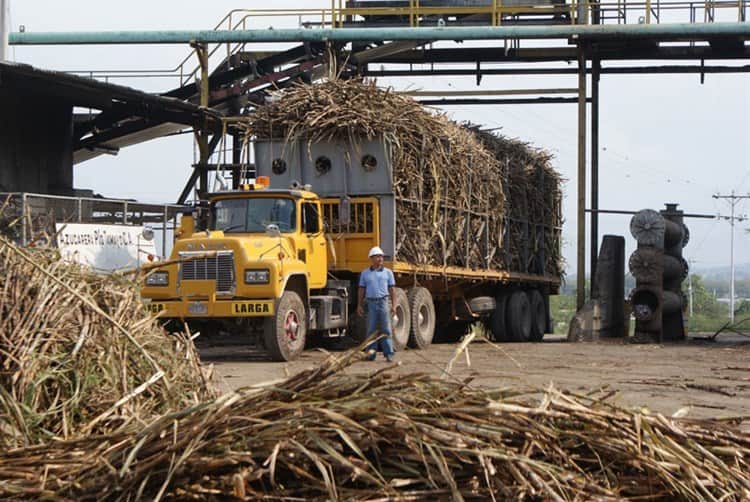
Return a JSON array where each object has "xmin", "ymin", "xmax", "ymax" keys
[
  {"xmin": 713, "ymin": 191, "xmax": 750, "ymax": 323},
  {"xmin": 686, "ymin": 258, "xmax": 697, "ymax": 317}
]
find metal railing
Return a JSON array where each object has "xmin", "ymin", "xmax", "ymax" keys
[
  {"xmin": 0, "ymin": 192, "xmax": 185, "ymax": 258},
  {"xmin": 64, "ymin": 0, "xmax": 748, "ymax": 84}
]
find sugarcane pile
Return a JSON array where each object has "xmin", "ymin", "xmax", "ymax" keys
[
  {"xmin": 1, "ymin": 347, "xmax": 749, "ymax": 500},
  {"xmin": 467, "ymin": 124, "xmax": 565, "ymax": 278},
  {"xmin": 0, "ymin": 233, "xmax": 216, "ymax": 449},
  {"xmin": 250, "ymin": 79, "xmax": 566, "ymax": 275}
]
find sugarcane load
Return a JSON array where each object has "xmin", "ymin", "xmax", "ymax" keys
[{"xmin": 141, "ymin": 79, "xmax": 563, "ymax": 361}]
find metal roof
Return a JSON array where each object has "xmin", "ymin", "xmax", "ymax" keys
[{"xmin": 0, "ymin": 61, "xmax": 219, "ymax": 164}]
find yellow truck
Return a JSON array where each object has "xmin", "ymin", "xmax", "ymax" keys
[{"xmin": 141, "ymin": 139, "xmax": 561, "ymax": 361}]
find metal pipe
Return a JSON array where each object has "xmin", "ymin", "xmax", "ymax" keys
[
  {"xmin": 585, "ymin": 208, "xmax": 716, "ymax": 218},
  {"xmin": 0, "ymin": 0, "xmax": 8, "ymax": 60},
  {"xmin": 590, "ymin": 58, "xmax": 600, "ymax": 283},
  {"xmin": 576, "ymin": 46, "xmax": 587, "ymax": 310},
  {"xmin": 418, "ymin": 97, "xmax": 587, "ymax": 105},
  {"xmin": 405, "ymin": 88, "xmax": 579, "ymax": 96},
  {"xmin": 20, "ymin": 192, "xmax": 26, "ymax": 246},
  {"xmin": 10, "ymin": 23, "xmax": 750, "ymax": 45},
  {"xmin": 365, "ymin": 65, "xmax": 750, "ymax": 77}
]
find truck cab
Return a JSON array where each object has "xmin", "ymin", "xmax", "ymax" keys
[{"xmin": 141, "ymin": 176, "xmax": 347, "ymax": 361}]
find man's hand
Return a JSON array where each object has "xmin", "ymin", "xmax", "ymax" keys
[
  {"xmin": 357, "ymin": 304, "xmax": 364, "ymax": 317},
  {"xmin": 390, "ymin": 304, "xmax": 397, "ymax": 316}
]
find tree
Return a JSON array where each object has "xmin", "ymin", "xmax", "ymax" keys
[
  {"xmin": 736, "ymin": 299, "xmax": 750, "ymax": 318},
  {"xmin": 685, "ymin": 274, "xmax": 724, "ymax": 317}
]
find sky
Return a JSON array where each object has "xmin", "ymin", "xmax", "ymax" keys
[{"xmin": 6, "ymin": 0, "xmax": 750, "ymax": 276}]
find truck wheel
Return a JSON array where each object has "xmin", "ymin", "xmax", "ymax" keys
[
  {"xmin": 407, "ymin": 287, "xmax": 436, "ymax": 349},
  {"xmin": 263, "ymin": 291, "xmax": 306, "ymax": 361},
  {"xmin": 507, "ymin": 291, "xmax": 532, "ymax": 342},
  {"xmin": 487, "ymin": 294, "xmax": 509, "ymax": 342},
  {"xmin": 391, "ymin": 287, "xmax": 411, "ymax": 351},
  {"xmin": 468, "ymin": 296, "xmax": 496, "ymax": 314},
  {"xmin": 528, "ymin": 290, "xmax": 546, "ymax": 342}
]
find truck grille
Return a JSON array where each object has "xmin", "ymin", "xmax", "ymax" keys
[{"xmin": 179, "ymin": 250, "xmax": 234, "ymax": 294}]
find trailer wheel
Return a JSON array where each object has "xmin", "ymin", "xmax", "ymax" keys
[
  {"xmin": 263, "ymin": 291, "xmax": 306, "ymax": 361},
  {"xmin": 487, "ymin": 293, "xmax": 509, "ymax": 342},
  {"xmin": 407, "ymin": 287, "xmax": 436, "ymax": 349},
  {"xmin": 468, "ymin": 296, "xmax": 496, "ymax": 314},
  {"xmin": 529, "ymin": 290, "xmax": 547, "ymax": 342},
  {"xmin": 507, "ymin": 291, "xmax": 532, "ymax": 342}
]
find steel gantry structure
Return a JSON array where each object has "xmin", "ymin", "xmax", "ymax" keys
[{"xmin": 9, "ymin": 2, "xmax": 750, "ymax": 308}]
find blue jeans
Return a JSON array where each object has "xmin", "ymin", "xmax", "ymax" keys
[{"xmin": 364, "ymin": 298, "xmax": 394, "ymax": 357}]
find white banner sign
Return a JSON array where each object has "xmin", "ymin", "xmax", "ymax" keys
[{"xmin": 55, "ymin": 223, "xmax": 157, "ymax": 273}]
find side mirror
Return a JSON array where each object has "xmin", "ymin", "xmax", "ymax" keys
[
  {"xmin": 265, "ymin": 223, "xmax": 281, "ymax": 237},
  {"xmin": 339, "ymin": 196, "xmax": 351, "ymax": 226}
]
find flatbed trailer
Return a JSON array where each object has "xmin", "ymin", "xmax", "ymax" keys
[{"xmin": 141, "ymin": 137, "xmax": 561, "ymax": 361}]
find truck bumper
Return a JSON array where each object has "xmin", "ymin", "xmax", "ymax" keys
[{"xmin": 143, "ymin": 298, "xmax": 275, "ymax": 318}]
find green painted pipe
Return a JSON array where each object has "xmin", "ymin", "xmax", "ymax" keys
[{"xmin": 8, "ymin": 23, "xmax": 750, "ymax": 45}]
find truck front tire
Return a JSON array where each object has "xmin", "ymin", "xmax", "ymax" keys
[
  {"xmin": 407, "ymin": 287, "xmax": 435, "ymax": 349},
  {"xmin": 264, "ymin": 291, "xmax": 307, "ymax": 361}
]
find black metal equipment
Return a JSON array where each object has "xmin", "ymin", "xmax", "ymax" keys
[{"xmin": 628, "ymin": 204, "xmax": 689, "ymax": 342}]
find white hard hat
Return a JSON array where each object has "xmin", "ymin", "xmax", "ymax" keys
[{"xmin": 368, "ymin": 246, "xmax": 385, "ymax": 258}]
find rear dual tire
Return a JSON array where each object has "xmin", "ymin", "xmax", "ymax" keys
[
  {"xmin": 351, "ymin": 286, "xmax": 437, "ymax": 351},
  {"xmin": 407, "ymin": 287, "xmax": 435, "ymax": 349},
  {"xmin": 487, "ymin": 290, "xmax": 546, "ymax": 343},
  {"xmin": 391, "ymin": 287, "xmax": 411, "ymax": 351}
]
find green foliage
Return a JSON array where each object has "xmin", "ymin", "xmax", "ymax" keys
[
  {"xmin": 686, "ymin": 314, "xmax": 730, "ymax": 333},
  {"xmin": 550, "ymin": 294, "xmax": 576, "ymax": 334},
  {"xmin": 735, "ymin": 299, "xmax": 750, "ymax": 318},
  {"xmin": 685, "ymin": 274, "xmax": 725, "ymax": 318}
]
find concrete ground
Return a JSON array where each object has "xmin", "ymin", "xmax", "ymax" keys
[{"xmin": 197, "ymin": 333, "xmax": 750, "ymax": 419}]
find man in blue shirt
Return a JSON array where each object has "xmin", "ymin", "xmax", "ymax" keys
[{"xmin": 357, "ymin": 246, "xmax": 397, "ymax": 362}]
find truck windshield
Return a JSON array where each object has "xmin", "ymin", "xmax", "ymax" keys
[{"xmin": 211, "ymin": 197, "xmax": 296, "ymax": 233}]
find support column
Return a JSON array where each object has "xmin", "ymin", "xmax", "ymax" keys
[
  {"xmin": 192, "ymin": 42, "xmax": 210, "ymax": 198},
  {"xmin": 576, "ymin": 45, "xmax": 588, "ymax": 310},
  {"xmin": 590, "ymin": 57, "xmax": 601, "ymax": 285},
  {"xmin": 232, "ymin": 133, "xmax": 242, "ymax": 189}
]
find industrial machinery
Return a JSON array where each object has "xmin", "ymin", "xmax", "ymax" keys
[
  {"xmin": 141, "ymin": 140, "xmax": 560, "ymax": 361},
  {"xmin": 628, "ymin": 204, "xmax": 690, "ymax": 342}
]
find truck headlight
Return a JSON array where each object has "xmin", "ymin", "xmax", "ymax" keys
[
  {"xmin": 245, "ymin": 269, "xmax": 270, "ymax": 284},
  {"xmin": 145, "ymin": 271, "xmax": 169, "ymax": 286}
]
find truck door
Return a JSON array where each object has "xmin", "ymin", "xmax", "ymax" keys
[{"xmin": 301, "ymin": 201, "xmax": 327, "ymax": 288}]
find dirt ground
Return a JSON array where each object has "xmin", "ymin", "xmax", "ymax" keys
[{"xmin": 197, "ymin": 333, "xmax": 750, "ymax": 419}]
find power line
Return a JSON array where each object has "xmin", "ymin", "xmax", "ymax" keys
[{"xmin": 713, "ymin": 191, "xmax": 750, "ymax": 323}]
